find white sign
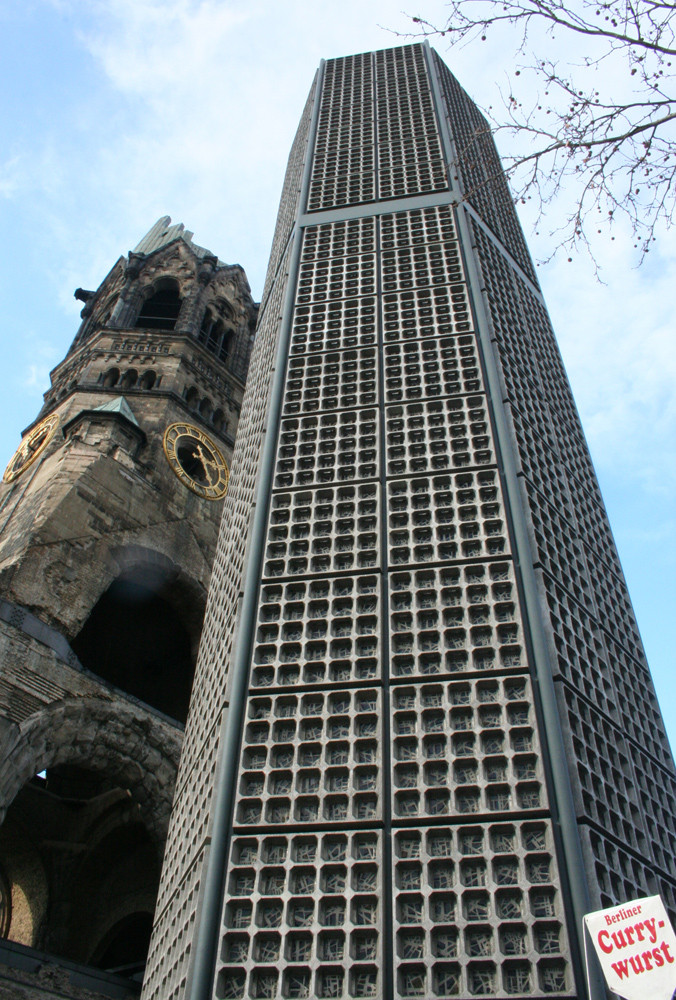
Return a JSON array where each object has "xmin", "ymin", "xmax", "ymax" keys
[{"xmin": 584, "ymin": 895, "xmax": 676, "ymax": 1000}]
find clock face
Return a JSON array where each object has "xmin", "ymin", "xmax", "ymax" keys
[
  {"xmin": 2, "ymin": 413, "xmax": 60, "ymax": 484},
  {"xmin": 163, "ymin": 422, "xmax": 229, "ymax": 500}
]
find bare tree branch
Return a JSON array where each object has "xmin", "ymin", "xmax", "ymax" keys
[{"xmin": 405, "ymin": 0, "xmax": 676, "ymax": 264}]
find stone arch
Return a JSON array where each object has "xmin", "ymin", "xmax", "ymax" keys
[
  {"xmin": 198, "ymin": 295, "xmax": 237, "ymax": 363},
  {"xmin": 104, "ymin": 544, "xmax": 207, "ymax": 651},
  {"xmin": 199, "ymin": 296, "xmax": 234, "ymax": 333},
  {"xmin": 0, "ymin": 696, "xmax": 179, "ymax": 837},
  {"xmin": 213, "ymin": 296, "xmax": 235, "ymax": 321},
  {"xmin": 102, "ymin": 366, "xmax": 120, "ymax": 388},
  {"xmin": 198, "ymin": 311, "xmax": 225, "ymax": 353},
  {"xmin": 0, "ymin": 698, "xmax": 178, "ymax": 966},
  {"xmin": 119, "ymin": 367, "xmax": 138, "ymax": 389}
]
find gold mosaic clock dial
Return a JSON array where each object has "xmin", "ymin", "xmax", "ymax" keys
[
  {"xmin": 163, "ymin": 422, "xmax": 229, "ymax": 500},
  {"xmin": 2, "ymin": 413, "xmax": 60, "ymax": 484}
]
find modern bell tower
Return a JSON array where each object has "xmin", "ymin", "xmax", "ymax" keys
[{"xmin": 144, "ymin": 46, "xmax": 676, "ymax": 1000}]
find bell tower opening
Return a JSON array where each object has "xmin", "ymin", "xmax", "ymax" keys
[
  {"xmin": 135, "ymin": 278, "xmax": 181, "ymax": 331},
  {"xmin": 72, "ymin": 568, "xmax": 197, "ymax": 724}
]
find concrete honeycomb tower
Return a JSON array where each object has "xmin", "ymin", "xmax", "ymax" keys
[
  {"xmin": 0, "ymin": 218, "xmax": 256, "ymax": 998},
  {"xmin": 144, "ymin": 44, "xmax": 676, "ymax": 1000}
]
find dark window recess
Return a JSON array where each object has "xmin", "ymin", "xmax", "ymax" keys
[
  {"xmin": 72, "ymin": 576, "xmax": 194, "ymax": 723},
  {"xmin": 92, "ymin": 912, "xmax": 154, "ymax": 979},
  {"xmin": 198, "ymin": 311, "xmax": 235, "ymax": 364},
  {"xmin": 135, "ymin": 285, "xmax": 181, "ymax": 331},
  {"xmin": 219, "ymin": 330, "xmax": 234, "ymax": 362},
  {"xmin": 1, "ymin": 765, "xmax": 158, "ymax": 981}
]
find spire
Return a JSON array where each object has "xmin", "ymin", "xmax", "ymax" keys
[{"xmin": 132, "ymin": 216, "xmax": 221, "ymax": 263}]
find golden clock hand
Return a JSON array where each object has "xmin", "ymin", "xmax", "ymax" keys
[{"xmin": 195, "ymin": 444, "xmax": 219, "ymax": 484}]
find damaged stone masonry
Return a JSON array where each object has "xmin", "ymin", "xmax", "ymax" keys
[{"xmin": 0, "ymin": 217, "xmax": 256, "ymax": 999}]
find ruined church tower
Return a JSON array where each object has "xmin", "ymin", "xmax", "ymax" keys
[{"xmin": 0, "ymin": 218, "xmax": 256, "ymax": 996}]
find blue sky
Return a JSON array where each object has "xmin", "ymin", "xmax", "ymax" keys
[{"xmin": 1, "ymin": 0, "xmax": 674, "ymax": 750}]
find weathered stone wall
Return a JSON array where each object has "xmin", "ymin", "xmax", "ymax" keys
[
  {"xmin": 0, "ymin": 404, "xmax": 219, "ymax": 639},
  {"xmin": 0, "ymin": 222, "xmax": 258, "ymax": 996},
  {"xmin": 0, "ymin": 624, "xmax": 182, "ymax": 824}
]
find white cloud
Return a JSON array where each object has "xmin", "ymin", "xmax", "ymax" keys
[
  {"xmin": 80, "ymin": 0, "xmax": 253, "ymax": 97},
  {"xmin": 20, "ymin": 336, "xmax": 61, "ymax": 394},
  {"xmin": 23, "ymin": 363, "xmax": 53, "ymax": 392}
]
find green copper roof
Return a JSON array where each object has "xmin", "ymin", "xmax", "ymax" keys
[{"xmin": 93, "ymin": 396, "xmax": 140, "ymax": 427}]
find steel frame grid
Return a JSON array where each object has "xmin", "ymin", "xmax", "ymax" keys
[
  {"xmin": 206, "ymin": 45, "xmax": 575, "ymax": 1000},
  {"xmin": 146, "ymin": 41, "xmax": 676, "ymax": 1000}
]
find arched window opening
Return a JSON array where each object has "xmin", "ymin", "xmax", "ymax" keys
[
  {"xmin": 0, "ymin": 764, "xmax": 159, "ymax": 982},
  {"xmin": 199, "ymin": 398, "xmax": 212, "ymax": 420},
  {"xmin": 91, "ymin": 913, "xmax": 154, "ymax": 978},
  {"xmin": 119, "ymin": 369, "xmax": 138, "ymax": 390},
  {"xmin": 198, "ymin": 309, "xmax": 213, "ymax": 345},
  {"xmin": 71, "ymin": 571, "xmax": 196, "ymax": 723},
  {"xmin": 199, "ymin": 302, "xmax": 236, "ymax": 364},
  {"xmin": 212, "ymin": 408, "xmax": 224, "ymax": 432},
  {"xmin": 135, "ymin": 279, "xmax": 181, "ymax": 331},
  {"xmin": 102, "ymin": 368, "xmax": 120, "ymax": 388},
  {"xmin": 215, "ymin": 298, "xmax": 234, "ymax": 322},
  {"xmin": 207, "ymin": 320, "xmax": 224, "ymax": 354},
  {"xmin": 139, "ymin": 370, "xmax": 156, "ymax": 390},
  {"xmin": 219, "ymin": 330, "xmax": 235, "ymax": 363},
  {"xmin": 184, "ymin": 385, "xmax": 198, "ymax": 408}
]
